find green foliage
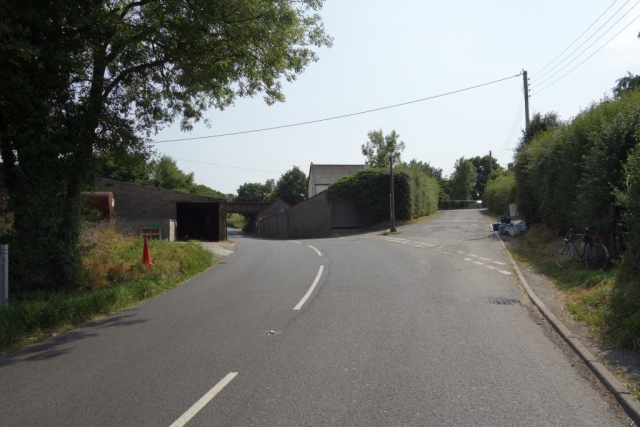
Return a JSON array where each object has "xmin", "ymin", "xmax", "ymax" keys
[
  {"xmin": 327, "ymin": 167, "xmax": 438, "ymax": 226},
  {"xmin": 0, "ymin": 0, "xmax": 330, "ymax": 292},
  {"xmin": 0, "ymin": 226, "xmax": 213, "ymax": 352},
  {"xmin": 227, "ymin": 214, "xmax": 246, "ymax": 229},
  {"xmin": 614, "ymin": 72, "xmax": 640, "ymax": 98},
  {"xmin": 485, "ymin": 170, "xmax": 515, "ymax": 215},
  {"xmin": 190, "ymin": 184, "xmax": 226, "ymax": 199},
  {"xmin": 517, "ymin": 111, "xmax": 562, "ymax": 151},
  {"xmin": 515, "ymin": 91, "xmax": 640, "ymax": 235},
  {"xmin": 449, "ymin": 157, "xmax": 477, "ymax": 200},
  {"xmin": 151, "ymin": 156, "xmax": 194, "ymax": 191},
  {"xmin": 361, "ymin": 130, "xmax": 406, "ymax": 168},
  {"xmin": 470, "ymin": 155, "xmax": 502, "ymax": 199},
  {"xmin": 327, "ymin": 169, "xmax": 411, "ymax": 225},
  {"xmin": 275, "ymin": 166, "xmax": 307, "ymax": 206}
]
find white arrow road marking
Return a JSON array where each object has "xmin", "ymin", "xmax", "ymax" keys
[{"xmin": 169, "ymin": 372, "xmax": 238, "ymax": 427}]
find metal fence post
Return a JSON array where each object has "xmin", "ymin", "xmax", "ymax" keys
[{"xmin": 0, "ymin": 244, "xmax": 8, "ymax": 308}]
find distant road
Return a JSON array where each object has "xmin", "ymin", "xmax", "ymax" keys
[{"xmin": 0, "ymin": 209, "xmax": 629, "ymax": 426}]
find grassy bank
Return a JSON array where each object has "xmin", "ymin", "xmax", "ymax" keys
[
  {"xmin": 507, "ymin": 224, "xmax": 619, "ymax": 342},
  {"xmin": 0, "ymin": 225, "xmax": 214, "ymax": 354},
  {"xmin": 227, "ymin": 213, "xmax": 246, "ymax": 229}
]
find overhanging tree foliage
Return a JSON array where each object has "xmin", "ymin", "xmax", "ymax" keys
[
  {"xmin": 0, "ymin": 0, "xmax": 331, "ymax": 291},
  {"xmin": 361, "ymin": 129, "xmax": 405, "ymax": 168}
]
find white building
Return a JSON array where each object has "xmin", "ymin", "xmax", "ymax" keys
[{"xmin": 307, "ymin": 163, "xmax": 367, "ymax": 199}]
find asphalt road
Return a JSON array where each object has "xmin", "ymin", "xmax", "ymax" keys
[{"xmin": 0, "ymin": 209, "xmax": 631, "ymax": 426}]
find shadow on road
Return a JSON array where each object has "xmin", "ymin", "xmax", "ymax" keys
[{"xmin": 0, "ymin": 313, "xmax": 148, "ymax": 366}]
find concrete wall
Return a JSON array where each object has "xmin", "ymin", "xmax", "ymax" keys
[{"xmin": 288, "ymin": 193, "xmax": 332, "ymax": 238}]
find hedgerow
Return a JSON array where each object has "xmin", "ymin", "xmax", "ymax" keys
[{"xmin": 326, "ymin": 167, "xmax": 438, "ymax": 225}]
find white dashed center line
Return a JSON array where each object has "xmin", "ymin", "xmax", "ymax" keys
[
  {"xmin": 308, "ymin": 245, "xmax": 322, "ymax": 257},
  {"xmin": 473, "ymin": 261, "xmax": 485, "ymax": 266},
  {"xmin": 169, "ymin": 372, "xmax": 238, "ymax": 427}
]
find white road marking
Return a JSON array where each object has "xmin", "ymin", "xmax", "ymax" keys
[
  {"xmin": 473, "ymin": 261, "xmax": 485, "ymax": 266},
  {"xmin": 480, "ymin": 257, "xmax": 491, "ymax": 261},
  {"xmin": 425, "ymin": 243, "xmax": 435, "ymax": 247},
  {"xmin": 308, "ymin": 245, "xmax": 322, "ymax": 257},
  {"xmin": 169, "ymin": 372, "xmax": 238, "ymax": 427},
  {"xmin": 499, "ymin": 270, "xmax": 512, "ymax": 276},
  {"xmin": 290, "ymin": 241, "xmax": 302, "ymax": 244},
  {"xmin": 464, "ymin": 258, "xmax": 473, "ymax": 261},
  {"xmin": 413, "ymin": 245, "xmax": 423, "ymax": 248},
  {"xmin": 293, "ymin": 266, "xmax": 325, "ymax": 310},
  {"xmin": 485, "ymin": 265, "xmax": 497, "ymax": 270},
  {"xmin": 492, "ymin": 261, "xmax": 507, "ymax": 265},
  {"xmin": 456, "ymin": 251, "xmax": 465, "ymax": 254}
]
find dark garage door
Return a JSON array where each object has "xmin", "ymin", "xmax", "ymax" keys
[{"xmin": 176, "ymin": 203, "xmax": 220, "ymax": 241}]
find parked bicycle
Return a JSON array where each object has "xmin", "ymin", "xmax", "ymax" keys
[{"xmin": 555, "ymin": 227, "xmax": 609, "ymax": 270}]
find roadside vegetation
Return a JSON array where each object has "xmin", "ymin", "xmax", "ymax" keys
[
  {"xmin": 485, "ymin": 81, "xmax": 640, "ymax": 351},
  {"xmin": 227, "ymin": 214, "xmax": 247, "ymax": 230},
  {"xmin": 0, "ymin": 223, "xmax": 213, "ymax": 354}
]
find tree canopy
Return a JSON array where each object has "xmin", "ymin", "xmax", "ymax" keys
[
  {"xmin": 361, "ymin": 130, "xmax": 405, "ymax": 168},
  {"xmin": 1, "ymin": 0, "xmax": 330, "ymax": 290},
  {"xmin": 276, "ymin": 166, "xmax": 307, "ymax": 205},
  {"xmin": 470, "ymin": 155, "xmax": 502, "ymax": 199},
  {"xmin": 450, "ymin": 157, "xmax": 477, "ymax": 200}
]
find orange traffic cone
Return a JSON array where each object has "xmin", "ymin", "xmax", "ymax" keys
[{"xmin": 142, "ymin": 236, "xmax": 153, "ymax": 266}]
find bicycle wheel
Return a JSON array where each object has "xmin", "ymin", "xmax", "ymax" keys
[
  {"xmin": 585, "ymin": 242, "xmax": 609, "ymax": 271},
  {"xmin": 555, "ymin": 240, "xmax": 574, "ymax": 268}
]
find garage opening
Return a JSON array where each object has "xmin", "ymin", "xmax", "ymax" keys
[{"xmin": 176, "ymin": 202, "xmax": 220, "ymax": 241}]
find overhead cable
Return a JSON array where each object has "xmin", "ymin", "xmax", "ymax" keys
[
  {"xmin": 534, "ymin": 0, "xmax": 622, "ymax": 77},
  {"xmin": 534, "ymin": 14, "xmax": 640, "ymax": 95},
  {"xmin": 533, "ymin": 0, "xmax": 637, "ymax": 83},
  {"xmin": 150, "ymin": 73, "xmax": 522, "ymax": 144}
]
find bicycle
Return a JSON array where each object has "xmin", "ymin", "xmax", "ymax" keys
[{"xmin": 555, "ymin": 227, "xmax": 609, "ymax": 270}]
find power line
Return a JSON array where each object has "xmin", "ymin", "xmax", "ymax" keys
[
  {"xmin": 498, "ymin": 97, "xmax": 524, "ymax": 154},
  {"xmin": 534, "ymin": 14, "xmax": 640, "ymax": 95},
  {"xmin": 150, "ymin": 73, "xmax": 523, "ymax": 144},
  {"xmin": 534, "ymin": 3, "xmax": 639, "ymax": 87},
  {"xmin": 532, "ymin": 0, "xmax": 636, "ymax": 83},
  {"xmin": 534, "ymin": 0, "xmax": 621, "ymax": 77},
  {"xmin": 175, "ymin": 158, "xmax": 280, "ymax": 174}
]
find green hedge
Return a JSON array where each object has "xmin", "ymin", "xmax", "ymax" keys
[
  {"xmin": 485, "ymin": 171, "xmax": 515, "ymax": 216},
  {"xmin": 515, "ymin": 89, "xmax": 640, "ymax": 236},
  {"xmin": 326, "ymin": 167, "xmax": 438, "ymax": 226}
]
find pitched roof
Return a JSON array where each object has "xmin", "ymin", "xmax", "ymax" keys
[{"xmin": 309, "ymin": 164, "xmax": 367, "ymax": 185}]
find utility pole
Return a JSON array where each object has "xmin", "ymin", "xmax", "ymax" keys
[
  {"xmin": 523, "ymin": 70, "xmax": 530, "ymax": 133},
  {"xmin": 389, "ymin": 154, "xmax": 397, "ymax": 233}
]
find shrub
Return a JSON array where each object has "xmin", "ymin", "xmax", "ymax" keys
[
  {"xmin": 327, "ymin": 167, "xmax": 438, "ymax": 225},
  {"xmin": 485, "ymin": 170, "xmax": 515, "ymax": 216}
]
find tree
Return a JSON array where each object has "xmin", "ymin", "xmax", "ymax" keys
[
  {"xmin": 276, "ymin": 166, "xmax": 307, "ymax": 206},
  {"xmin": 151, "ymin": 156, "xmax": 194, "ymax": 191},
  {"xmin": 470, "ymin": 155, "xmax": 502, "ymax": 200},
  {"xmin": 0, "ymin": 1, "xmax": 331, "ymax": 290},
  {"xmin": 614, "ymin": 72, "xmax": 640, "ymax": 97},
  {"xmin": 517, "ymin": 112, "xmax": 561, "ymax": 151},
  {"xmin": 361, "ymin": 130, "xmax": 405, "ymax": 168},
  {"xmin": 190, "ymin": 184, "xmax": 226, "ymax": 199},
  {"xmin": 405, "ymin": 159, "xmax": 443, "ymax": 181},
  {"xmin": 450, "ymin": 157, "xmax": 477, "ymax": 200}
]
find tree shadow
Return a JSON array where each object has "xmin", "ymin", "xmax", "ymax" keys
[{"xmin": 0, "ymin": 313, "xmax": 149, "ymax": 366}]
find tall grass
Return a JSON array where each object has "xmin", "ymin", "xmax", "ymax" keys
[{"xmin": 0, "ymin": 223, "xmax": 213, "ymax": 353}]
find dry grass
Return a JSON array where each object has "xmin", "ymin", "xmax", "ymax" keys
[{"xmin": 0, "ymin": 221, "xmax": 214, "ymax": 354}]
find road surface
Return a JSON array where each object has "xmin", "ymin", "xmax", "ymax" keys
[{"xmin": 0, "ymin": 209, "xmax": 631, "ymax": 426}]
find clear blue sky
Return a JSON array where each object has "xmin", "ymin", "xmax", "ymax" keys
[{"xmin": 152, "ymin": 0, "xmax": 640, "ymax": 194}]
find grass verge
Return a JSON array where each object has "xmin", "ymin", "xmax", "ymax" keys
[
  {"xmin": 0, "ymin": 224, "xmax": 214, "ymax": 355},
  {"xmin": 506, "ymin": 223, "xmax": 617, "ymax": 339}
]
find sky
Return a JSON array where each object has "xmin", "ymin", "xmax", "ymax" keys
[{"xmin": 151, "ymin": 0, "xmax": 640, "ymax": 194}]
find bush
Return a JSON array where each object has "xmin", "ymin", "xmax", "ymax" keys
[
  {"xmin": 515, "ymin": 89, "xmax": 640, "ymax": 235},
  {"xmin": 327, "ymin": 167, "xmax": 438, "ymax": 225},
  {"xmin": 485, "ymin": 170, "xmax": 515, "ymax": 216}
]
